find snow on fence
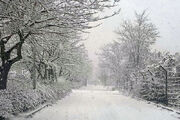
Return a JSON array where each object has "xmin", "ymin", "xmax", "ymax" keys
[
  {"xmin": 168, "ymin": 77, "xmax": 180, "ymax": 109},
  {"xmin": 129, "ymin": 65, "xmax": 180, "ymax": 109}
]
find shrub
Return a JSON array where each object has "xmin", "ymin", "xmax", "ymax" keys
[{"xmin": 0, "ymin": 76, "xmax": 72, "ymax": 118}]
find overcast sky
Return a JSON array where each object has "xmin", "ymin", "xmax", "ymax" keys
[{"xmin": 84, "ymin": 0, "xmax": 180, "ymax": 71}]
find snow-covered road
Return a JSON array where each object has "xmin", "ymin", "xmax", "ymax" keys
[{"xmin": 16, "ymin": 85, "xmax": 179, "ymax": 120}]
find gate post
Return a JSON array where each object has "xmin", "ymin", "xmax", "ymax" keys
[{"xmin": 159, "ymin": 65, "xmax": 168, "ymax": 105}]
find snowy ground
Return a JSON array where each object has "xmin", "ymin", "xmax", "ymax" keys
[{"xmin": 14, "ymin": 85, "xmax": 180, "ymax": 120}]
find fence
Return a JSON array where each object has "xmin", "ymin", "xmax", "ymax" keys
[
  {"xmin": 126, "ymin": 65, "xmax": 180, "ymax": 109},
  {"xmin": 168, "ymin": 77, "xmax": 180, "ymax": 108}
]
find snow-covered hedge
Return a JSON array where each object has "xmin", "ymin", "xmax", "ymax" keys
[{"xmin": 0, "ymin": 77, "xmax": 72, "ymax": 118}]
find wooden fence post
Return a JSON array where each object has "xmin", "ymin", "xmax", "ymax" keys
[
  {"xmin": 32, "ymin": 45, "xmax": 36, "ymax": 89},
  {"xmin": 159, "ymin": 65, "xmax": 168, "ymax": 105}
]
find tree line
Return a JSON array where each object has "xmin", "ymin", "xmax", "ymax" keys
[
  {"xmin": 98, "ymin": 11, "xmax": 159, "ymax": 87},
  {"xmin": 0, "ymin": 0, "xmax": 120, "ymax": 89},
  {"xmin": 98, "ymin": 11, "xmax": 180, "ymax": 108}
]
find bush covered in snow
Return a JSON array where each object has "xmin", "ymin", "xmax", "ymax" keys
[{"xmin": 0, "ymin": 76, "xmax": 72, "ymax": 118}]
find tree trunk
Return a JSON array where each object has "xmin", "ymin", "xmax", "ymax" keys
[
  {"xmin": 0, "ymin": 63, "xmax": 11, "ymax": 90},
  {"xmin": 0, "ymin": 31, "xmax": 30, "ymax": 90}
]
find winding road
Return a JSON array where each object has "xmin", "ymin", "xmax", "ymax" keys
[{"xmin": 15, "ymin": 85, "xmax": 179, "ymax": 120}]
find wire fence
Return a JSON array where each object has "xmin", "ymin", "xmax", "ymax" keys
[{"xmin": 120, "ymin": 65, "xmax": 180, "ymax": 109}]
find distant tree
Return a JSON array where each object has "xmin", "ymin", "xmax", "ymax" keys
[
  {"xmin": 98, "ymin": 42, "xmax": 125, "ymax": 86},
  {"xmin": 98, "ymin": 11, "xmax": 159, "ymax": 90}
]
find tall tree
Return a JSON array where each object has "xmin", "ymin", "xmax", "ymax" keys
[{"xmin": 115, "ymin": 11, "xmax": 159, "ymax": 69}]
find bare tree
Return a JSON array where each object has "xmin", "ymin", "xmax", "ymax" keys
[
  {"xmin": 115, "ymin": 11, "xmax": 159, "ymax": 69},
  {"xmin": 98, "ymin": 11, "xmax": 159, "ymax": 90}
]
